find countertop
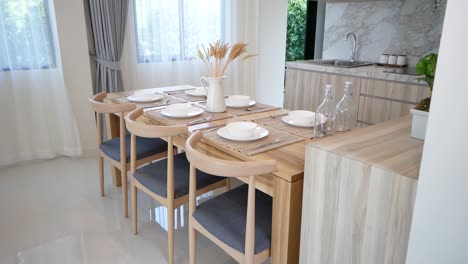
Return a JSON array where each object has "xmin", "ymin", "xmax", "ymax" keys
[
  {"xmin": 286, "ymin": 60, "xmax": 426, "ymax": 86},
  {"xmin": 301, "ymin": 116, "xmax": 421, "ymax": 264},
  {"xmin": 308, "ymin": 116, "xmax": 424, "ymax": 180}
]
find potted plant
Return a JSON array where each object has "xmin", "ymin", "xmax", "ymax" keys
[{"xmin": 411, "ymin": 53, "xmax": 437, "ymax": 140}]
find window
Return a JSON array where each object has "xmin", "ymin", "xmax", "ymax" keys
[
  {"xmin": 0, "ymin": 0, "xmax": 56, "ymax": 71},
  {"xmin": 133, "ymin": 0, "xmax": 225, "ymax": 63}
]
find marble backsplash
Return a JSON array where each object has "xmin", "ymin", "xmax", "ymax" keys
[{"xmin": 322, "ymin": 0, "xmax": 447, "ymax": 66}]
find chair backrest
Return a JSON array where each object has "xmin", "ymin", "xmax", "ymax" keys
[
  {"xmin": 185, "ymin": 131, "xmax": 277, "ymax": 178},
  {"xmin": 89, "ymin": 92, "xmax": 136, "ymax": 162},
  {"xmin": 125, "ymin": 108, "xmax": 187, "ymax": 138},
  {"xmin": 125, "ymin": 108, "xmax": 188, "ymax": 202},
  {"xmin": 89, "ymin": 92, "xmax": 136, "ymax": 114},
  {"xmin": 185, "ymin": 131, "xmax": 277, "ymax": 263}
]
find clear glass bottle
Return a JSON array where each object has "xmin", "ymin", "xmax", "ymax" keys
[
  {"xmin": 335, "ymin": 81, "xmax": 357, "ymax": 132},
  {"xmin": 314, "ymin": 84, "xmax": 336, "ymax": 138}
]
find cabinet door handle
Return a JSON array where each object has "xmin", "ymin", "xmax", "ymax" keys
[{"xmin": 360, "ymin": 93, "xmax": 418, "ymax": 105}]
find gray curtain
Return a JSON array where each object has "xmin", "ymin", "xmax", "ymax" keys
[{"xmin": 89, "ymin": 0, "xmax": 129, "ymax": 93}]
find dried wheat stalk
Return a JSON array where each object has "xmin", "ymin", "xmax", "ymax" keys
[{"xmin": 197, "ymin": 40, "xmax": 256, "ymax": 77}]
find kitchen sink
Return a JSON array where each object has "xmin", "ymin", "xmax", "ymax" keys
[{"xmin": 306, "ymin": 60, "xmax": 375, "ymax": 68}]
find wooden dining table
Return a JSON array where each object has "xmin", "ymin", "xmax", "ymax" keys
[{"xmin": 104, "ymin": 85, "xmax": 310, "ymax": 264}]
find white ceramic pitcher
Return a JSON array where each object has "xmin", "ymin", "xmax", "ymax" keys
[{"xmin": 200, "ymin": 76, "xmax": 226, "ymax": 113}]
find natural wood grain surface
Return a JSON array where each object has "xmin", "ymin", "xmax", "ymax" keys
[
  {"xmin": 300, "ymin": 116, "xmax": 422, "ymax": 264},
  {"xmin": 358, "ymin": 79, "xmax": 430, "ymax": 125},
  {"xmin": 300, "ymin": 149, "xmax": 417, "ymax": 264},
  {"xmin": 309, "ymin": 116, "xmax": 423, "ymax": 179},
  {"xmin": 284, "ymin": 69, "xmax": 430, "ymax": 128},
  {"xmin": 284, "ymin": 69, "xmax": 361, "ymax": 112}
]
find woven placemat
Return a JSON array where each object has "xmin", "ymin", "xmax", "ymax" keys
[
  {"xmin": 202, "ymin": 123, "xmax": 304, "ymax": 156},
  {"xmin": 254, "ymin": 113, "xmax": 314, "ymax": 139},
  {"xmin": 164, "ymin": 89, "xmax": 207, "ymax": 102},
  {"xmin": 110, "ymin": 93, "xmax": 185, "ymax": 108},
  {"xmin": 144, "ymin": 108, "xmax": 233, "ymax": 126},
  {"xmin": 197, "ymin": 102, "xmax": 280, "ymax": 116}
]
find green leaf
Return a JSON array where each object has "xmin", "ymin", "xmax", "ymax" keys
[
  {"xmin": 415, "ymin": 53, "xmax": 438, "ymax": 92},
  {"xmin": 285, "ymin": 0, "xmax": 307, "ymax": 61},
  {"xmin": 415, "ymin": 60, "xmax": 427, "ymax": 75}
]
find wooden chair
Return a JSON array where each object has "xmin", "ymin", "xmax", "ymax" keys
[
  {"xmin": 185, "ymin": 131, "xmax": 278, "ymax": 264},
  {"xmin": 89, "ymin": 92, "xmax": 168, "ymax": 217},
  {"xmin": 125, "ymin": 108, "xmax": 229, "ymax": 264}
]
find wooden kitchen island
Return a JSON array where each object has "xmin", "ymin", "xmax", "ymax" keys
[{"xmin": 300, "ymin": 116, "xmax": 424, "ymax": 264}]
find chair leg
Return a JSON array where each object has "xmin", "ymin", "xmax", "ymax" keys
[
  {"xmin": 168, "ymin": 205, "xmax": 175, "ymax": 264},
  {"xmin": 131, "ymin": 181, "xmax": 138, "ymax": 234},
  {"xmin": 121, "ymin": 169, "xmax": 128, "ymax": 218},
  {"xmin": 98, "ymin": 156, "xmax": 104, "ymax": 197},
  {"xmin": 189, "ymin": 223, "xmax": 197, "ymax": 264},
  {"xmin": 224, "ymin": 178, "xmax": 231, "ymax": 192}
]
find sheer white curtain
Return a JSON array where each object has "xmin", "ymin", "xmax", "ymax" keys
[
  {"xmin": 121, "ymin": 0, "xmax": 259, "ymax": 96},
  {"xmin": 0, "ymin": 0, "xmax": 82, "ymax": 167}
]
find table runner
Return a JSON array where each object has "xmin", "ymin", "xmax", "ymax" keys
[
  {"xmin": 202, "ymin": 123, "xmax": 304, "ymax": 156},
  {"xmin": 254, "ymin": 113, "xmax": 315, "ymax": 139},
  {"xmin": 164, "ymin": 89, "xmax": 207, "ymax": 102},
  {"xmin": 144, "ymin": 109, "xmax": 233, "ymax": 126},
  {"xmin": 110, "ymin": 93, "xmax": 185, "ymax": 108}
]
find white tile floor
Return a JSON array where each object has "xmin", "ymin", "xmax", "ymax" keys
[{"xmin": 0, "ymin": 157, "xmax": 242, "ymax": 264}]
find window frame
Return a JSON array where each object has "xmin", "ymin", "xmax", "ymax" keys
[
  {"xmin": 0, "ymin": 0, "xmax": 57, "ymax": 72},
  {"xmin": 133, "ymin": 0, "xmax": 226, "ymax": 64}
]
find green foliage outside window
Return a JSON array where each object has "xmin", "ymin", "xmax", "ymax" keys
[
  {"xmin": 0, "ymin": 0, "xmax": 55, "ymax": 70},
  {"xmin": 285, "ymin": 0, "xmax": 307, "ymax": 62}
]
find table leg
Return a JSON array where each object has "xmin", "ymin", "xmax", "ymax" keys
[
  {"xmin": 105, "ymin": 113, "xmax": 122, "ymax": 186},
  {"xmin": 271, "ymin": 178, "xmax": 303, "ymax": 264}
]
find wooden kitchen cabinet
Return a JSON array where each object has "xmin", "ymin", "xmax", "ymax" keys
[
  {"xmin": 284, "ymin": 69, "xmax": 323, "ymax": 111},
  {"xmin": 284, "ymin": 68, "xmax": 430, "ymax": 127},
  {"xmin": 358, "ymin": 79, "xmax": 430, "ymax": 125},
  {"xmin": 284, "ymin": 69, "xmax": 361, "ymax": 112}
]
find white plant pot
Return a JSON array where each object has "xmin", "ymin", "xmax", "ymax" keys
[{"xmin": 410, "ymin": 109, "xmax": 429, "ymax": 140}]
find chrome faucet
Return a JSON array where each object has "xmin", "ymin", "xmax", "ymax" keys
[{"xmin": 345, "ymin": 32, "xmax": 357, "ymax": 62}]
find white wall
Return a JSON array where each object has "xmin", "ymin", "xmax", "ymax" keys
[
  {"xmin": 256, "ymin": 0, "xmax": 288, "ymax": 107},
  {"xmin": 53, "ymin": 0, "xmax": 96, "ymax": 155},
  {"xmin": 406, "ymin": 1, "xmax": 468, "ymax": 263}
]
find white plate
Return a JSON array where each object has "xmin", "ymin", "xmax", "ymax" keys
[
  {"xmin": 161, "ymin": 106, "xmax": 204, "ymax": 118},
  {"xmin": 281, "ymin": 116, "xmax": 315, "ymax": 128},
  {"xmin": 127, "ymin": 94, "xmax": 164, "ymax": 103},
  {"xmin": 225, "ymin": 99, "xmax": 256, "ymax": 108},
  {"xmin": 217, "ymin": 126, "xmax": 269, "ymax": 141},
  {"xmin": 185, "ymin": 88, "xmax": 207, "ymax": 97}
]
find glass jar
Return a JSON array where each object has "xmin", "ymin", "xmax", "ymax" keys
[{"xmin": 313, "ymin": 84, "xmax": 336, "ymax": 138}]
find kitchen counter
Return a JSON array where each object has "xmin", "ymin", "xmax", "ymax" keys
[
  {"xmin": 309, "ymin": 115, "xmax": 423, "ymax": 179},
  {"xmin": 300, "ymin": 116, "xmax": 423, "ymax": 264},
  {"xmin": 286, "ymin": 60, "xmax": 425, "ymax": 86}
]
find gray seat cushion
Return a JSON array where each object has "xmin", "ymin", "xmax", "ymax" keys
[
  {"xmin": 133, "ymin": 153, "xmax": 225, "ymax": 198},
  {"xmin": 192, "ymin": 184, "xmax": 272, "ymax": 254},
  {"xmin": 99, "ymin": 134, "xmax": 167, "ymax": 162}
]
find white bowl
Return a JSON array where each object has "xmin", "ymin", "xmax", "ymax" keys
[
  {"xmin": 226, "ymin": 121, "xmax": 258, "ymax": 138},
  {"xmin": 186, "ymin": 87, "xmax": 207, "ymax": 96},
  {"xmin": 228, "ymin": 95, "xmax": 251, "ymax": 107},
  {"xmin": 166, "ymin": 103, "xmax": 191, "ymax": 115},
  {"xmin": 288, "ymin": 110, "xmax": 315, "ymax": 125}
]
